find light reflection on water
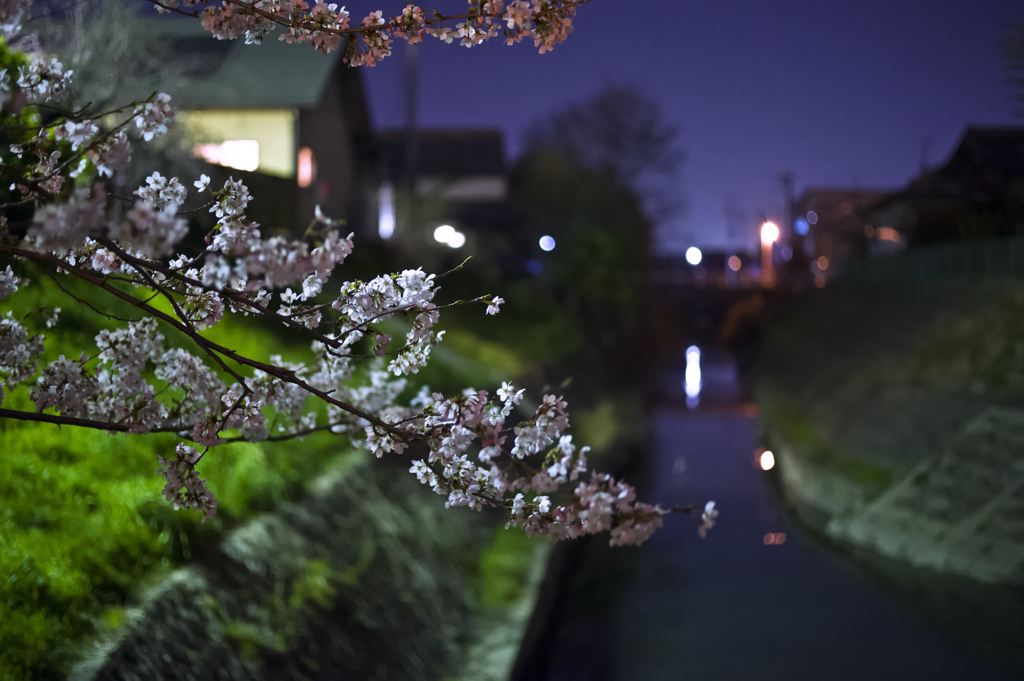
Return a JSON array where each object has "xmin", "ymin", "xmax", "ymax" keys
[
  {"xmin": 541, "ymin": 349, "xmax": 1019, "ymax": 680},
  {"xmin": 684, "ymin": 345, "xmax": 701, "ymax": 408}
]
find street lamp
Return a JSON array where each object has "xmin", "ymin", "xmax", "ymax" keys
[{"xmin": 761, "ymin": 221, "xmax": 779, "ymax": 288}]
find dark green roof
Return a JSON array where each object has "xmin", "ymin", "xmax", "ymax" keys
[{"xmin": 142, "ymin": 16, "xmax": 344, "ymax": 110}]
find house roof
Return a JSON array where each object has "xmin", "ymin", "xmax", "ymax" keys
[
  {"xmin": 140, "ymin": 17, "xmax": 344, "ymax": 110},
  {"xmin": 940, "ymin": 126, "xmax": 1024, "ymax": 180},
  {"xmin": 867, "ymin": 126, "xmax": 1024, "ymax": 213},
  {"xmin": 376, "ymin": 129, "xmax": 505, "ymax": 178}
]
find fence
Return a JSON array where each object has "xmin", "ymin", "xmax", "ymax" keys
[{"xmin": 839, "ymin": 236, "xmax": 1024, "ymax": 283}]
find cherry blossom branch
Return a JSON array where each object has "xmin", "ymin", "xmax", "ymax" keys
[
  {"xmin": 1, "ymin": 243, "xmax": 398, "ymax": 432},
  {"xmin": 96, "ymin": 236, "xmax": 349, "ymax": 351},
  {"xmin": 37, "ymin": 265, "xmax": 142, "ymax": 324},
  {"xmin": 0, "ymin": 1, "xmax": 715, "ymax": 542},
  {"xmin": 0, "ymin": 407, "xmax": 192, "ymax": 434}
]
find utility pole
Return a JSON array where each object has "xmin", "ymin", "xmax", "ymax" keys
[
  {"xmin": 403, "ymin": 42, "xmax": 419, "ymax": 237},
  {"xmin": 777, "ymin": 171, "xmax": 794, "ymax": 238}
]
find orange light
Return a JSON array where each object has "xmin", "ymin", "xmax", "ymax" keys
[
  {"xmin": 877, "ymin": 226, "xmax": 900, "ymax": 243},
  {"xmin": 864, "ymin": 225, "xmax": 875, "ymax": 237},
  {"xmin": 297, "ymin": 147, "xmax": 315, "ymax": 188},
  {"xmin": 763, "ymin": 533, "xmax": 776, "ymax": 545},
  {"xmin": 728, "ymin": 255, "xmax": 742, "ymax": 272},
  {"xmin": 760, "ymin": 450, "xmax": 775, "ymax": 471},
  {"xmin": 761, "ymin": 221, "xmax": 779, "ymax": 245},
  {"xmin": 816, "ymin": 256, "xmax": 829, "ymax": 271},
  {"xmin": 814, "ymin": 273, "xmax": 826, "ymax": 289},
  {"xmin": 763, "ymin": 532, "xmax": 787, "ymax": 546},
  {"xmin": 775, "ymin": 533, "xmax": 787, "ymax": 545}
]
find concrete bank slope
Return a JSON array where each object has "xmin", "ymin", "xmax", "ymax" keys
[
  {"xmin": 751, "ymin": 281, "xmax": 1024, "ymax": 586},
  {"xmin": 70, "ymin": 458, "xmax": 547, "ymax": 681}
]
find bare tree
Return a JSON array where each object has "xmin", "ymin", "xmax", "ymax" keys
[{"xmin": 524, "ymin": 83, "xmax": 684, "ymax": 219}]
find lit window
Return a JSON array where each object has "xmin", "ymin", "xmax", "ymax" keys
[
  {"xmin": 297, "ymin": 147, "xmax": 316, "ymax": 188},
  {"xmin": 193, "ymin": 140, "xmax": 259, "ymax": 172}
]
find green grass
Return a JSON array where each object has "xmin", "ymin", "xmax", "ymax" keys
[
  {"xmin": 764, "ymin": 398, "xmax": 892, "ymax": 489},
  {"xmin": 476, "ymin": 529, "xmax": 543, "ymax": 609},
  {"xmin": 0, "ymin": 265, "xmax": 358, "ymax": 679}
]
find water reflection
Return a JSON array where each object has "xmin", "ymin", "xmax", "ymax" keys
[
  {"xmin": 684, "ymin": 345, "xmax": 701, "ymax": 408},
  {"xmin": 542, "ymin": 349, "xmax": 1015, "ymax": 680}
]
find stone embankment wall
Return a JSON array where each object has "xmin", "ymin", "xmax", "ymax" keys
[
  {"xmin": 70, "ymin": 458, "xmax": 547, "ymax": 681},
  {"xmin": 752, "ymin": 282, "xmax": 1024, "ymax": 586}
]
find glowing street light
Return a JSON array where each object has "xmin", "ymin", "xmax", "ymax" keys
[
  {"xmin": 761, "ymin": 221, "xmax": 779, "ymax": 288},
  {"xmin": 434, "ymin": 224, "xmax": 456, "ymax": 244},
  {"xmin": 685, "ymin": 246, "xmax": 703, "ymax": 266},
  {"xmin": 433, "ymin": 224, "xmax": 466, "ymax": 248}
]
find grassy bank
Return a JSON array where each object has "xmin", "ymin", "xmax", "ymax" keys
[{"xmin": 0, "ymin": 262, "xmax": 544, "ymax": 679}]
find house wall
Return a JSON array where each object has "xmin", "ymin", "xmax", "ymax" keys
[{"xmin": 298, "ymin": 68, "xmax": 374, "ymax": 238}]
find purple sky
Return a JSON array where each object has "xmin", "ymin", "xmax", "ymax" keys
[{"xmin": 362, "ymin": 0, "xmax": 1024, "ymax": 254}]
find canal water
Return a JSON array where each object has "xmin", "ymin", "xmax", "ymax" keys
[{"xmin": 540, "ymin": 346, "xmax": 1020, "ymax": 680}]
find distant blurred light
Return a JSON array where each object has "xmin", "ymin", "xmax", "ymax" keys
[
  {"xmin": 764, "ymin": 533, "xmax": 776, "ymax": 545},
  {"xmin": 728, "ymin": 255, "xmax": 742, "ymax": 272},
  {"xmin": 378, "ymin": 183, "xmax": 395, "ymax": 239},
  {"xmin": 864, "ymin": 224, "xmax": 875, "ymax": 238},
  {"xmin": 817, "ymin": 256, "xmax": 829, "ymax": 271},
  {"xmin": 761, "ymin": 221, "xmax": 779, "ymax": 245},
  {"xmin": 194, "ymin": 140, "xmax": 259, "ymax": 172},
  {"xmin": 685, "ymin": 246, "xmax": 703, "ymax": 265},
  {"xmin": 877, "ymin": 226, "xmax": 900, "ymax": 243},
  {"xmin": 806, "ymin": 211, "xmax": 818, "ymax": 225},
  {"xmin": 447, "ymin": 231, "xmax": 466, "ymax": 248},
  {"xmin": 775, "ymin": 533, "xmax": 787, "ymax": 544},
  {"xmin": 672, "ymin": 457, "xmax": 688, "ymax": 477},
  {"xmin": 434, "ymin": 224, "xmax": 456, "ymax": 244},
  {"xmin": 539, "ymin": 235, "xmax": 556, "ymax": 251},
  {"xmin": 297, "ymin": 147, "xmax": 315, "ymax": 188},
  {"xmin": 781, "ymin": 245, "xmax": 793, "ymax": 262},
  {"xmin": 763, "ymin": 532, "xmax": 787, "ymax": 546},
  {"xmin": 794, "ymin": 217, "xmax": 810, "ymax": 235},
  {"xmin": 686, "ymin": 345, "xmax": 700, "ymax": 362},
  {"xmin": 814, "ymin": 273, "xmax": 826, "ymax": 288},
  {"xmin": 527, "ymin": 259, "xmax": 543, "ymax": 275},
  {"xmin": 760, "ymin": 450, "xmax": 775, "ymax": 471}
]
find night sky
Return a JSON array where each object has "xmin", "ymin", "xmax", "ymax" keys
[{"xmin": 362, "ymin": 0, "xmax": 1024, "ymax": 255}]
